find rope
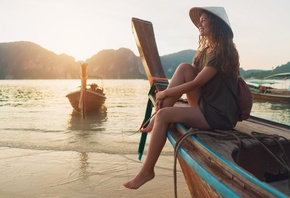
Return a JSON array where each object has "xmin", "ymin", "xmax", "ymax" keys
[
  {"xmin": 173, "ymin": 129, "xmax": 290, "ymax": 198},
  {"xmin": 137, "ymin": 80, "xmax": 169, "ymax": 161},
  {"xmin": 133, "ymin": 112, "xmax": 156, "ymax": 135}
]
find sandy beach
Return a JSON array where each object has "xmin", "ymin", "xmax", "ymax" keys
[{"xmin": 0, "ymin": 147, "xmax": 190, "ymax": 198}]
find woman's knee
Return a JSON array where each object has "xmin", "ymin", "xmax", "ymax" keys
[
  {"xmin": 176, "ymin": 63, "xmax": 197, "ymax": 78},
  {"xmin": 156, "ymin": 108, "xmax": 170, "ymax": 121},
  {"xmin": 176, "ymin": 63, "xmax": 193, "ymax": 72}
]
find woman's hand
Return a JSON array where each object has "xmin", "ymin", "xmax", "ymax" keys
[{"xmin": 155, "ymin": 90, "xmax": 166, "ymax": 111}]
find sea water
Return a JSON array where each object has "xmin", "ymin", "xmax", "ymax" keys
[{"xmin": 0, "ymin": 79, "xmax": 289, "ymax": 197}]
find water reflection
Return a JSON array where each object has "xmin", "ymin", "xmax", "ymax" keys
[
  {"xmin": 0, "ymin": 85, "xmax": 53, "ymax": 107},
  {"xmin": 79, "ymin": 152, "xmax": 90, "ymax": 180},
  {"xmin": 252, "ymin": 100, "xmax": 290, "ymax": 125},
  {"xmin": 67, "ymin": 108, "xmax": 108, "ymax": 180},
  {"xmin": 253, "ymin": 100, "xmax": 290, "ymax": 110},
  {"xmin": 67, "ymin": 106, "xmax": 107, "ymax": 131}
]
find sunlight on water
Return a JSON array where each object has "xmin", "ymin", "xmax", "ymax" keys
[
  {"xmin": 252, "ymin": 101, "xmax": 290, "ymax": 125},
  {"xmin": 0, "ymin": 80, "xmax": 152, "ymax": 154},
  {"xmin": 0, "ymin": 79, "xmax": 289, "ymax": 198},
  {"xmin": 0, "ymin": 79, "xmax": 289, "ymax": 154}
]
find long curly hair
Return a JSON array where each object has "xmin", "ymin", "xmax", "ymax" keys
[{"xmin": 194, "ymin": 10, "xmax": 240, "ymax": 77}]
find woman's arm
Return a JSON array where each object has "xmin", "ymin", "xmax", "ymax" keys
[{"xmin": 157, "ymin": 66, "xmax": 218, "ymax": 100}]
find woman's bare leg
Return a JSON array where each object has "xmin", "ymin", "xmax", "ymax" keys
[
  {"xmin": 140, "ymin": 63, "xmax": 198, "ymax": 133},
  {"xmin": 123, "ymin": 109, "xmax": 169, "ymax": 189},
  {"xmin": 162, "ymin": 63, "xmax": 198, "ymax": 107},
  {"xmin": 139, "ymin": 119, "xmax": 154, "ymax": 132},
  {"xmin": 123, "ymin": 106, "xmax": 210, "ymax": 189},
  {"xmin": 123, "ymin": 63, "xmax": 204, "ymax": 189}
]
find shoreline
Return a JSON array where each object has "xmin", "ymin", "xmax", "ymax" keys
[{"xmin": 0, "ymin": 147, "xmax": 190, "ymax": 198}]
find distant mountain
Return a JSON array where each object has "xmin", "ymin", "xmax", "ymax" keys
[
  {"xmin": 86, "ymin": 48, "xmax": 144, "ymax": 79},
  {"xmin": 0, "ymin": 41, "xmax": 289, "ymax": 79},
  {"xmin": 85, "ymin": 49, "xmax": 198, "ymax": 79},
  {"xmin": 161, "ymin": 50, "xmax": 197, "ymax": 78},
  {"xmin": 241, "ymin": 62, "xmax": 290, "ymax": 79},
  {"xmin": 0, "ymin": 41, "xmax": 77, "ymax": 79}
]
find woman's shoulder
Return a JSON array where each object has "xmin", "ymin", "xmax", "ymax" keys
[{"xmin": 206, "ymin": 51, "xmax": 221, "ymax": 70}]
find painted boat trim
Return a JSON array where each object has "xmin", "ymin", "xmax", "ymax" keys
[
  {"xmin": 168, "ymin": 123, "xmax": 288, "ymax": 198},
  {"xmin": 167, "ymin": 130, "xmax": 239, "ymax": 198}
]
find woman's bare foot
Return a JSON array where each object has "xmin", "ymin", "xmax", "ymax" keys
[
  {"xmin": 123, "ymin": 170, "xmax": 155, "ymax": 189},
  {"xmin": 140, "ymin": 118, "xmax": 154, "ymax": 132}
]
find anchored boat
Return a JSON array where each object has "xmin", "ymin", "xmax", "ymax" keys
[
  {"xmin": 66, "ymin": 63, "xmax": 106, "ymax": 116},
  {"xmin": 247, "ymin": 73, "xmax": 290, "ymax": 103},
  {"xmin": 132, "ymin": 17, "xmax": 290, "ymax": 197}
]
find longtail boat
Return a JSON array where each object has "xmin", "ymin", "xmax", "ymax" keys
[
  {"xmin": 248, "ymin": 73, "xmax": 290, "ymax": 90},
  {"xmin": 247, "ymin": 83, "xmax": 290, "ymax": 103},
  {"xmin": 66, "ymin": 63, "xmax": 106, "ymax": 117},
  {"xmin": 251, "ymin": 91, "xmax": 290, "ymax": 103},
  {"xmin": 132, "ymin": 17, "xmax": 290, "ymax": 197},
  {"xmin": 247, "ymin": 73, "xmax": 290, "ymax": 103}
]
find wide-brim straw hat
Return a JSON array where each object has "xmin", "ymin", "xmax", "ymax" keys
[{"xmin": 189, "ymin": 7, "xmax": 233, "ymax": 38}]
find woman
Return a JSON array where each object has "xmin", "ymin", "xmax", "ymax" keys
[{"xmin": 124, "ymin": 6, "xmax": 240, "ymax": 189}]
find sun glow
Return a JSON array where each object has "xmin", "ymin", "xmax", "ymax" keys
[{"xmin": 1, "ymin": 0, "xmax": 290, "ymax": 70}]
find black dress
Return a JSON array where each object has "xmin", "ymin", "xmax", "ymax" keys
[{"xmin": 195, "ymin": 50, "xmax": 239, "ymax": 129}]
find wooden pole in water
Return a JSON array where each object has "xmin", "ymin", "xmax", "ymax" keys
[{"xmin": 79, "ymin": 63, "xmax": 88, "ymax": 118}]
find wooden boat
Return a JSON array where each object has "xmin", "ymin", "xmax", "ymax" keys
[
  {"xmin": 247, "ymin": 73, "xmax": 290, "ymax": 103},
  {"xmin": 132, "ymin": 17, "xmax": 290, "ymax": 197},
  {"xmin": 251, "ymin": 92, "xmax": 290, "ymax": 103},
  {"xmin": 66, "ymin": 63, "xmax": 106, "ymax": 116},
  {"xmin": 247, "ymin": 83, "xmax": 290, "ymax": 103},
  {"xmin": 248, "ymin": 73, "xmax": 290, "ymax": 90}
]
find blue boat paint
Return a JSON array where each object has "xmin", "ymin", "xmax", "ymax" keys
[
  {"xmin": 168, "ymin": 123, "xmax": 288, "ymax": 198},
  {"xmin": 167, "ymin": 130, "xmax": 240, "ymax": 198}
]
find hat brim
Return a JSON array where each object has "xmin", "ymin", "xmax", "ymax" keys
[{"xmin": 189, "ymin": 7, "xmax": 233, "ymax": 38}]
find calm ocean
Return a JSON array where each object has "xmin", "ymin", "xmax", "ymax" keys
[
  {"xmin": 0, "ymin": 79, "xmax": 289, "ymax": 154},
  {"xmin": 0, "ymin": 79, "xmax": 289, "ymax": 197}
]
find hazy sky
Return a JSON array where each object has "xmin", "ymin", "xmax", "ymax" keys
[{"xmin": 1, "ymin": 0, "xmax": 290, "ymax": 70}]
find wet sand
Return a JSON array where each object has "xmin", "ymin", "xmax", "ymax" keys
[{"xmin": 0, "ymin": 147, "xmax": 190, "ymax": 198}]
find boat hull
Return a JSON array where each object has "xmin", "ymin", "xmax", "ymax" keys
[
  {"xmin": 66, "ymin": 90, "xmax": 106, "ymax": 113},
  {"xmin": 167, "ymin": 122, "xmax": 290, "ymax": 198},
  {"xmin": 251, "ymin": 92, "xmax": 290, "ymax": 102}
]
